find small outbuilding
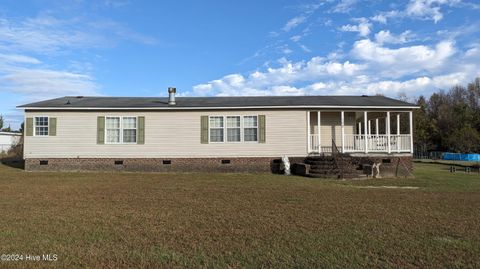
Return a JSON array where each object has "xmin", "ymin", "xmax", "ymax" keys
[{"xmin": 0, "ymin": 132, "xmax": 22, "ymax": 153}]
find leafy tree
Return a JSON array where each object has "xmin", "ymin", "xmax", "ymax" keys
[
  {"xmin": 413, "ymin": 96, "xmax": 434, "ymax": 150},
  {"xmin": 414, "ymin": 77, "xmax": 480, "ymax": 153},
  {"xmin": 444, "ymin": 126, "xmax": 480, "ymax": 153}
]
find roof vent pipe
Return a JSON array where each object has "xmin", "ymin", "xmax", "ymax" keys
[{"xmin": 168, "ymin": 87, "xmax": 176, "ymax": 105}]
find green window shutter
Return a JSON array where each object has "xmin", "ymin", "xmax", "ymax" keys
[
  {"xmin": 259, "ymin": 115, "xmax": 266, "ymax": 143},
  {"xmin": 49, "ymin": 118, "xmax": 57, "ymax": 136},
  {"xmin": 26, "ymin": 117, "xmax": 33, "ymax": 136},
  {"xmin": 97, "ymin": 116, "xmax": 105, "ymax": 144},
  {"xmin": 201, "ymin": 115, "xmax": 209, "ymax": 144},
  {"xmin": 137, "ymin": 116, "xmax": 145, "ymax": 144}
]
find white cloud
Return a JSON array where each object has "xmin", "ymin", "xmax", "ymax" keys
[
  {"xmin": 299, "ymin": 72, "xmax": 471, "ymax": 96},
  {"xmin": 191, "ymin": 35, "xmax": 479, "ymax": 99},
  {"xmin": 192, "ymin": 70, "xmax": 473, "ymax": 98},
  {"xmin": 0, "ymin": 53, "xmax": 41, "ymax": 64},
  {"xmin": 371, "ymin": 15, "xmax": 385, "ymax": 24},
  {"xmin": 283, "ymin": 16, "xmax": 307, "ymax": 32},
  {"xmin": 340, "ymin": 18, "xmax": 372, "ymax": 37},
  {"xmin": 351, "ymin": 39, "xmax": 455, "ymax": 77},
  {"xmin": 0, "ymin": 17, "xmax": 103, "ymax": 54},
  {"xmin": 406, "ymin": 0, "xmax": 445, "ymax": 23},
  {"xmin": 332, "ymin": 0, "xmax": 358, "ymax": 13},
  {"xmin": 300, "ymin": 44, "xmax": 312, "ymax": 53},
  {"xmin": 278, "ymin": 2, "xmax": 323, "ymax": 35},
  {"xmin": 0, "ymin": 14, "xmax": 134, "ymax": 103},
  {"xmin": 0, "ymin": 67, "xmax": 98, "ymax": 100},
  {"xmin": 192, "ymin": 57, "xmax": 365, "ymax": 96},
  {"xmin": 290, "ymin": 35, "xmax": 302, "ymax": 42},
  {"xmin": 0, "ymin": 12, "xmax": 158, "ymax": 105},
  {"xmin": 271, "ymin": 85, "xmax": 305, "ymax": 95},
  {"xmin": 371, "ymin": 0, "xmax": 460, "ymax": 24},
  {"xmin": 371, "ymin": 10, "xmax": 401, "ymax": 24},
  {"xmin": 190, "ymin": 0, "xmax": 477, "ymax": 100},
  {"xmin": 281, "ymin": 46, "xmax": 293, "ymax": 54},
  {"xmin": 405, "ymin": 0, "xmax": 462, "ymax": 23},
  {"xmin": 374, "ymin": 30, "xmax": 414, "ymax": 44}
]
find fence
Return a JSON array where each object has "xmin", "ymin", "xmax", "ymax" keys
[{"xmin": 413, "ymin": 145, "xmax": 444, "ymax": 160}]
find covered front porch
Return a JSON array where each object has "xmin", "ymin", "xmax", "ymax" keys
[{"xmin": 307, "ymin": 110, "xmax": 413, "ymax": 154}]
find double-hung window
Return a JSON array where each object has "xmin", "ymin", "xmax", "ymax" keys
[
  {"xmin": 35, "ymin": 117, "xmax": 49, "ymax": 136},
  {"xmin": 209, "ymin": 116, "xmax": 224, "ymax": 142},
  {"xmin": 243, "ymin": 116, "xmax": 258, "ymax": 142},
  {"xmin": 105, "ymin": 117, "xmax": 137, "ymax": 144},
  {"xmin": 226, "ymin": 116, "xmax": 241, "ymax": 142},
  {"xmin": 122, "ymin": 117, "xmax": 137, "ymax": 143},
  {"xmin": 106, "ymin": 117, "xmax": 121, "ymax": 143}
]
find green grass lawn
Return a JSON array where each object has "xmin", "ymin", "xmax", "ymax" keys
[{"xmin": 0, "ymin": 162, "xmax": 479, "ymax": 268}]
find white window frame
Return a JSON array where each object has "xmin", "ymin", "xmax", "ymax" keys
[
  {"xmin": 226, "ymin": 115, "xmax": 242, "ymax": 143},
  {"xmin": 105, "ymin": 116, "xmax": 121, "ymax": 144},
  {"xmin": 121, "ymin": 116, "xmax": 138, "ymax": 144},
  {"xmin": 34, "ymin": 116, "xmax": 49, "ymax": 137},
  {"xmin": 243, "ymin": 115, "xmax": 259, "ymax": 143},
  {"xmin": 208, "ymin": 116, "xmax": 225, "ymax": 143},
  {"xmin": 104, "ymin": 116, "xmax": 138, "ymax": 144},
  {"xmin": 208, "ymin": 115, "xmax": 259, "ymax": 143}
]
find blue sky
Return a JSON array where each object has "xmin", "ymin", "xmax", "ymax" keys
[{"xmin": 1, "ymin": 0, "xmax": 479, "ymax": 129}]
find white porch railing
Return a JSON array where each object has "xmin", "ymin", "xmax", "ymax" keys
[
  {"xmin": 390, "ymin": 134, "xmax": 411, "ymax": 152},
  {"xmin": 308, "ymin": 134, "xmax": 412, "ymax": 153},
  {"xmin": 344, "ymin": 134, "xmax": 367, "ymax": 152}
]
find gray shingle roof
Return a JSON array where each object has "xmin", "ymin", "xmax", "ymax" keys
[{"xmin": 17, "ymin": 95, "xmax": 416, "ymax": 109}]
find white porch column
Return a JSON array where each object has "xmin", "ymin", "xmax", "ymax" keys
[
  {"xmin": 397, "ymin": 113, "xmax": 401, "ymax": 153},
  {"xmin": 341, "ymin": 111, "xmax": 345, "ymax": 153},
  {"xmin": 368, "ymin": 120, "xmax": 371, "ymax": 135},
  {"xmin": 317, "ymin": 111, "xmax": 321, "ymax": 153},
  {"xmin": 387, "ymin": 111, "xmax": 391, "ymax": 154},
  {"xmin": 375, "ymin": 118, "xmax": 379, "ymax": 136},
  {"xmin": 364, "ymin": 111, "xmax": 368, "ymax": 153},
  {"xmin": 307, "ymin": 111, "xmax": 311, "ymax": 153},
  {"xmin": 358, "ymin": 122, "xmax": 362, "ymax": 134},
  {"xmin": 409, "ymin": 111, "xmax": 413, "ymax": 154}
]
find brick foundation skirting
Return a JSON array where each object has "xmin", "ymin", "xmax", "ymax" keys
[
  {"xmin": 24, "ymin": 155, "xmax": 413, "ymax": 177},
  {"xmin": 24, "ymin": 157, "xmax": 306, "ymax": 173}
]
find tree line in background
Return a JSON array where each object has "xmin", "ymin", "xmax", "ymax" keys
[{"xmin": 413, "ymin": 77, "xmax": 480, "ymax": 153}]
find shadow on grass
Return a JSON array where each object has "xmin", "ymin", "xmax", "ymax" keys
[{"xmin": 0, "ymin": 157, "xmax": 24, "ymax": 170}]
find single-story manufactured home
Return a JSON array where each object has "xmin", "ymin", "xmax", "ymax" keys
[{"xmin": 17, "ymin": 88, "xmax": 417, "ymax": 178}]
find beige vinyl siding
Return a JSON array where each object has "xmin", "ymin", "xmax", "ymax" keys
[{"xmin": 24, "ymin": 110, "xmax": 308, "ymax": 158}]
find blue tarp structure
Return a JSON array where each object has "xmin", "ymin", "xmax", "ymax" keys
[{"xmin": 443, "ymin": 152, "xmax": 480, "ymax": 162}]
